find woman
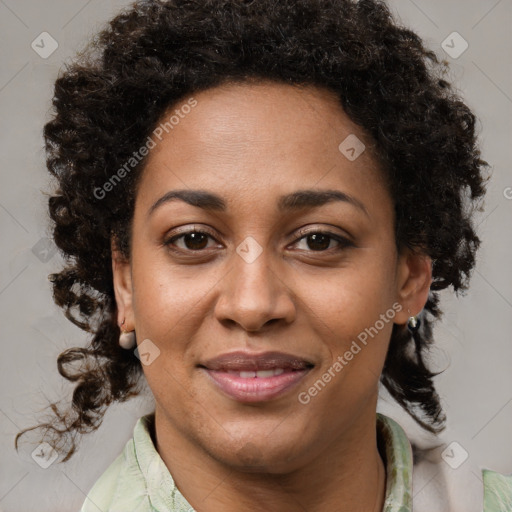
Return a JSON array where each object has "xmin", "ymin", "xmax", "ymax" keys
[{"xmin": 15, "ymin": 0, "xmax": 511, "ymax": 510}]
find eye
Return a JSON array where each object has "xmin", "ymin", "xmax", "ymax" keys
[
  {"xmin": 163, "ymin": 227, "xmax": 354, "ymax": 255},
  {"xmin": 164, "ymin": 228, "xmax": 220, "ymax": 253},
  {"xmin": 293, "ymin": 229, "xmax": 354, "ymax": 252}
]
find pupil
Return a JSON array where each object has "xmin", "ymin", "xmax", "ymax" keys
[
  {"xmin": 308, "ymin": 233, "xmax": 330, "ymax": 251},
  {"xmin": 185, "ymin": 232, "xmax": 208, "ymax": 250}
]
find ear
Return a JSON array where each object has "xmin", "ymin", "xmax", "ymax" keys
[
  {"xmin": 111, "ymin": 237, "xmax": 135, "ymax": 330},
  {"xmin": 394, "ymin": 247, "xmax": 432, "ymax": 325}
]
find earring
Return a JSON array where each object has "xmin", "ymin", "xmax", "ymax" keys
[
  {"xmin": 407, "ymin": 309, "xmax": 421, "ymax": 332},
  {"xmin": 119, "ymin": 319, "xmax": 136, "ymax": 349}
]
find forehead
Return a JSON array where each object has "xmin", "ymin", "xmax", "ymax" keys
[{"xmin": 135, "ymin": 81, "xmax": 390, "ymax": 218}]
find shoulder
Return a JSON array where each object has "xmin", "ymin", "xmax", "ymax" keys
[
  {"xmin": 413, "ymin": 451, "xmax": 512, "ymax": 512},
  {"xmin": 80, "ymin": 448, "xmax": 127, "ymax": 512},
  {"xmin": 409, "ymin": 430, "xmax": 512, "ymax": 512},
  {"xmin": 482, "ymin": 468, "xmax": 512, "ymax": 511},
  {"xmin": 377, "ymin": 400, "xmax": 512, "ymax": 512},
  {"xmin": 80, "ymin": 416, "xmax": 154, "ymax": 512}
]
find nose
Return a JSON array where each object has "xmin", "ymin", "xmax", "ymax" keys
[{"xmin": 213, "ymin": 242, "xmax": 296, "ymax": 332}]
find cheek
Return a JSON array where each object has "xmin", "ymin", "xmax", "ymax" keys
[
  {"xmin": 129, "ymin": 249, "xmax": 226, "ymax": 401},
  {"xmin": 300, "ymin": 256, "xmax": 397, "ymax": 335},
  {"xmin": 295, "ymin": 277, "xmax": 396, "ymax": 427},
  {"xmin": 130, "ymin": 247, "xmax": 215, "ymax": 339},
  {"xmin": 129, "ymin": 252, "xmax": 208, "ymax": 411},
  {"xmin": 294, "ymin": 255, "xmax": 397, "ymax": 396}
]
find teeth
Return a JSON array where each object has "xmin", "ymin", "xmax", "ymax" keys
[
  {"xmin": 256, "ymin": 370, "xmax": 276, "ymax": 378},
  {"xmin": 227, "ymin": 368, "xmax": 286, "ymax": 378}
]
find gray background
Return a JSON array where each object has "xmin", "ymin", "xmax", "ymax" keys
[{"xmin": 0, "ymin": 1, "xmax": 511, "ymax": 510}]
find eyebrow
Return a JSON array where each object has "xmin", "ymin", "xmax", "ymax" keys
[{"xmin": 147, "ymin": 188, "xmax": 369, "ymax": 218}]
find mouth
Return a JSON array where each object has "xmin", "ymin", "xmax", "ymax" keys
[{"xmin": 198, "ymin": 351, "xmax": 314, "ymax": 403}]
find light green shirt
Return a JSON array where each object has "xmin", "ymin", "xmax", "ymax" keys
[{"xmin": 80, "ymin": 412, "xmax": 512, "ymax": 511}]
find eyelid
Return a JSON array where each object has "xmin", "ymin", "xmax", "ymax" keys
[
  {"xmin": 294, "ymin": 225, "xmax": 355, "ymax": 244},
  {"xmin": 166, "ymin": 224, "xmax": 215, "ymax": 236},
  {"xmin": 162, "ymin": 225, "xmax": 220, "ymax": 247}
]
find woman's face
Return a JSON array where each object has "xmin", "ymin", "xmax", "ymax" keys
[{"xmin": 113, "ymin": 81, "xmax": 431, "ymax": 472}]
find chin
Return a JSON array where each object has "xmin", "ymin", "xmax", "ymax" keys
[{"xmin": 204, "ymin": 431, "xmax": 307, "ymax": 474}]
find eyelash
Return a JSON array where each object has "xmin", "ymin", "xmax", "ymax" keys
[{"xmin": 163, "ymin": 228, "xmax": 354, "ymax": 255}]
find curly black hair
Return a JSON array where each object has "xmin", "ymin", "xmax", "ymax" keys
[{"xmin": 15, "ymin": 0, "xmax": 489, "ymax": 462}]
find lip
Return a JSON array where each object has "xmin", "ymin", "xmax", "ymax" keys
[
  {"xmin": 200, "ymin": 350, "xmax": 314, "ymax": 371},
  {"xmin": 199, "ymin": 351, "xmax": 314, "ymax": 403}
]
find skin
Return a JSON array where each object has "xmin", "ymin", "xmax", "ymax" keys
[{"xmin": 112, "ymin": 80, "xmax": 432, "ymax": 512}]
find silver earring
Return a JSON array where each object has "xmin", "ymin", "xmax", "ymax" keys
[{"xmin": 119, "ymin": 319, "xmax": 136, "ymax": 349}]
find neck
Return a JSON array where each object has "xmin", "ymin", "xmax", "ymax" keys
[{"xmin": 152, "ymin": 404, "xmax": 387, "ymax": 512}]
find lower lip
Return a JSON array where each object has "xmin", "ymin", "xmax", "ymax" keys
[{"xmin": 202, "ymin": 368, "xmax": 311, "ymax": 403}]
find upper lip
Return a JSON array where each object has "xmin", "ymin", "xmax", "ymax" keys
[{"xmin": 200, "ymin": 351, "xmax": 315, "ymax": 372}]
